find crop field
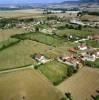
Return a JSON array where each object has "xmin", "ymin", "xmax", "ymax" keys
[
  {"xmin": 46, "ymin": 42, "xmax": 74, "ymax": 58},
  {"xmin": 38, "ymin": 60, "xmax": 68, "ymax": 85},
  {"xmin": 0, "ymin": 68, "xmax": 63, "ymax": 100},
  {"xmin": 55, "ymin": 28, "xmax": 99, "ymax": 38},
  {"xmin": 0, "ymin": 9, "xmax": 43, "ymax": 18},
  {"xmin": 81, "ymin": 15, "xmax": 99, "ymax": 21},
  {"xmin": 0, "ymin": 28, "xmax": 27, "ymax": 42},
  {"xmin": 0, "ymin": 40, "xmax": 52, "ymax": 70},
  {"xmin": 12, "ymin": 32, "xmax": 66, "ymax": 47},
  {"xmin": 57, "ymin": 67, "xmax": 99, "ymax": 100}
]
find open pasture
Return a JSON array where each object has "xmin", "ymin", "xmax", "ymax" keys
[{"xmin": 0, "ymin": 40, "xmax": 51, "ymax": 70}]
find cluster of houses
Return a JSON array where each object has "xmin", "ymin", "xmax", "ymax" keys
[
  {"xmin": 58, "ymin": 33, "xmax": 99, "ymax": 69},
  {"xmin": 31, "ymin": 33, "xmax": 99, "ymax": 70},
  {"xmin": 58, "ymin": 55, "xmax": 80, "ymax": 70},
  {"xmin": 70, "ymin": 18, "xmax": 99, "ymax": 28}
]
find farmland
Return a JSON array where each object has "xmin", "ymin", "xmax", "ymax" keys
[
  {"xmin": 0, "ymin": 9, "xmax": 43, "ymax": 18},
  {"xmin": 0, "ymin": 40, "xmax": 51, "ymax": 70},
  {"xmin": 12, "ymin": 32, "xmax": 66, "ymax": 47},
  {"xmin": 0, "ymin": 6, "xmax": 99, "ymax": 100},
  {"xmin": 38, "ymin": 60, "xmax": 68, "ymax": 85},
  {"xmin": 0, "ymin": 68, "xmax": 63, "ymax": 100},
  {"xmin": 55, "ymin": 28, "xmax": 99, "ymax": 38},
  {"xmin": 0, "ymin": 28, "xmax": 27, "ymax": 42},
  {"xmin": 57, "ymin": 67, "xmax": 99, "ymax": 100}
]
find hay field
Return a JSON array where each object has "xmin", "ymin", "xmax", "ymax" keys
[
  {"xmin": 0, "ymin": 9, "xmax": 43, "ymax": 18},
  {"xmin": 0, "ymin": 68, "xmax": 63, "ymax": 100},
  {"xmin": 81, "ymin": 15, "xmax": 99, "ymax": 21},
  {"xmin": 0, "ymin": 28, "xmax": 27, "ymax": 42},
  {"xmin": 57, "ymin": 67, "xmax": 99, "ymax": 100},
  {"xmin": 0, "ymin": 40, "xmax": 51, "ymax": 70}
]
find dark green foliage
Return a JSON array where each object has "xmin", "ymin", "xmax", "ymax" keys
[
  {"xmin": 0, "ymin": 38, "xmax": 20, "ymax": 51},
  {"xmin": 60, "ymin": 97, "xmax": 66, "ymax": 100},
  {"xmin": 67, "ymin": 66, "xmax": 74, "ymax": 77},
  {"xmin": 86, "ymin": 40, "xmax": 99, "ymax": 48},
  {"xmin": 0, "ymin": 18, "xmax": 34, "ymax": 29},
  {"xmin": 85, "ymin": 59, "xmax": 99, "ymax": 68}
]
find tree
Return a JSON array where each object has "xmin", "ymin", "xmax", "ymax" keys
[
  {"xmin": 77, "ymin": 25, "xmax": 82, "ymax": 30},
  {"xmin": 35, "ymin": 26, "xmax": 39, "ymax": 32}
]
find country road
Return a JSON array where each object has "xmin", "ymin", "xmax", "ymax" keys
[{"xmin": 0, "ymin": 65, "xmax": 34, "ymax": 74}]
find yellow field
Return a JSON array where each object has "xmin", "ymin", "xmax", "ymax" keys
[
  {"xmin": 0, "ymin": 68, "xmax": 63, "ymax": 100},
  {"xmin": 0, "ymin": 9, "xmax": 43, "ymax": 18},
  {"xmin": 57, "ymin": 67, "xmax": 99, "ymax": 100},
  {"xmin": 81, "ymin": 15, "xmax": 99, "ymax": 21}
]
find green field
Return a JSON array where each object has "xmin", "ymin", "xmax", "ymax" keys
[
  {"xmin": 12, "ymin": 32, "xmax": 65, "ymax": 47},
  {"xmin": 0, "ymin": 38, "xmax": 20, "ymax": 51},
  {"xmin": 86, "ymin": 40, "xmax": 99, "ymax": 48},
  {"xmin": 0, "ymin": 28, "xmax": 27, "ymax": 42},
  {"xmin": 0, "ymin": 40, "xmax": 52, "ymax": 70},
  {"xmin": 38, "ymin": 60, "xmax": 68, "ymax": 85},
  {"xmin": 55, "ymin": 28, "xmax": 99, "ymax": 38}
]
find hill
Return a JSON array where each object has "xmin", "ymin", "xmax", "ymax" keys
[
  {"xmin": 0, "ymin": 68, "xmax": 63, "ymax": 100},
  {"xmin": 80, "ymin": 0, "xmax": 99, "ymax": 3},
  {"xmin": 61, "ymin": 0, "xmax": 99, "ymax": 4},
  {"xmin": 60, "ymin": 1, "xmax": 80, "ymax": 4}
]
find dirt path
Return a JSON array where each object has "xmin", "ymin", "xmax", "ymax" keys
[{"xmin": 0, "ymin": 65, "xmax": 34, "ymax": 74}]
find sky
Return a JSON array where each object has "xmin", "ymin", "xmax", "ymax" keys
[{"xmin": 0, "ymin": 0, "xmax": 78, "ymax": 4}]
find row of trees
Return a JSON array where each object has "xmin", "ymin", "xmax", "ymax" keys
[
  {"xmin": 0, "ymin": 18, "xmax": 35, "ymax": 29},
  {"xmin": 57, "ymin": 24, "xmax": 82, "ymax": 30}
]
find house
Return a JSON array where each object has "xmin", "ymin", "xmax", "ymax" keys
[
  {"xmin": 78, "ymin": 43, "xmax": 88, "ymax": 51},
  {"xmin": 81, "ymin": 48, "xmax": 97, "ymax": 62},
  {"xmin": 68, "ymin": 48, "xmax": 77, "ymax": 54},
  {"xmin": 70, "ymin": 19, "xmax": 85, "ymax": 26},
  {"xmin": 34, "ymin": 54, "xmax": 49, "ymax": 64},
  {"xmin": 88, "ymin": 34, "xmax": 99, "ymax": 41},
  {"xmin": 58, "ymin": 55, "xmax": 80, "ymax": 69}
]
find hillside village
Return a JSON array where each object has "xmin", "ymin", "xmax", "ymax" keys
[{"xmin": 0, "ymin": 3, "xmax": 99, "ymax": 100}]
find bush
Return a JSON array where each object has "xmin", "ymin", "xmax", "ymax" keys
[
  {"xmin": 85, "ymin": 60, "xmax": 99, "ymax": 68},
  {"xmin": 67, "ymin": 66, "xmax": 74, "ymax": 77}
]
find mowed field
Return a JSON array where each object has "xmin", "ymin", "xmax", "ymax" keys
[
  {"xmin": 0, "ymin": 40, "xmax": 51, "ymax": 70},
  {"xmin": 38, "ymin": 60, "xmax": 68, "ymax": 85},
  {"xmin": 57, "ymin": 67, "xmax": 99, "ymax": 100},
  {"xmin": 0, "ymin": 28, "xmax": 27, "ymax": 42},
  {"xmin": 0, "ymin": 9, "xmax": 43, "ymax": 18},
  {"xmin": 0, "ymin": 68, "xmax": 63, "ymax": 100}
]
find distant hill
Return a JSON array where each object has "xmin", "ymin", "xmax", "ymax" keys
[
  {"xmin": 80, "ymin": 0, "xmax": 99, "ymax": 3},
  {"xmin": 61, "ymin": 0, "xmax": 99, "ymax": 4},
  {"xmin": 60, "ymin": 1, "xmax": 80, "ymax": 4}
]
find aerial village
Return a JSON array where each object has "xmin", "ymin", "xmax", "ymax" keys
[{"xmin": 0, "ymin": 5, "xmax": 99, "ymax": 100}]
